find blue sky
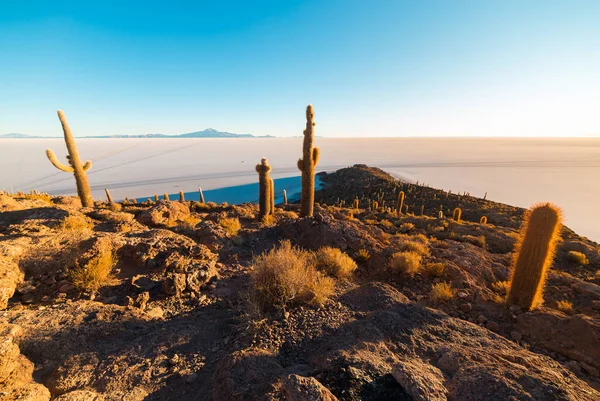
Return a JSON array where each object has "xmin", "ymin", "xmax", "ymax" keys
[{"xmin": 1, "ymin": 0, "xmax": 599, "ymax": 137}]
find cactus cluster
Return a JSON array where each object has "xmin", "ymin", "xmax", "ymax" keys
[
  {"xmin": 507, "ymin": 203, "xmax": 562, "ymax": 310},
  {"xmin": 46, "ymin": 110, "xmax": 94, "ymax": 207},
  {"xmin": 297, "ymin": 104, "xmax": 320, "ymax": 217}
]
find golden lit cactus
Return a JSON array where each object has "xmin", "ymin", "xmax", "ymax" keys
[
  {"xmin": 397, "ymin": 191, "xmax": 405, "ymax": 214},
  {"xmin": 46, "ymin": 110, "xmax": 94, "ymax": 207},
  {"xmin": 164, "ymin": 193, "xmax": 169, "ymax": 201},
  {"xmin": 507, "ymin": 203, "xmax": 562, "ymax": 310},
  {"xmin": 354, "ymin": 198, "xmax": 359, "ymax": 210},
  {"xmin": 480, "ymin": 216, "xmax": 487, "ymax": 225},
  {"xmin": 179, "ymin": 191, "xmax": 185, "ymax": 202},
  {"xmin": 154, "ymin": 194, "xmax": 159, "ymax": 202},
  {"xmin": 270, "ymin": 178, "xmax": 275, "ymax": 215},
  {"xmin": 256, "ymin": 157, "xmax": 272, "ymax": 219},
  {"xmin": 297, "ymin": 104, "xmax": 320, "ymax": 217},
  {"xmin": 105, "ymin": 188, "xmax": 114, "ymax": 204},
  {"xmin": 453, "ymin": 207, "xmax": 462, "ymax": 222},
  {"xmin": 372, "ymin": 201, "xmax": 378, "ymax": 211}
]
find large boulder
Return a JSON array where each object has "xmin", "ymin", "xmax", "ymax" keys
[
  {"xmin": 135, "ymin": 201, "xmax": 190, "ymax": 228},
  {"xmin": 282, "ymin": 374, "xmax": 338, "ymax": 401},
  {"xmin": 0, "ymin": 257, "xmax": 24, "ymax": 309}
]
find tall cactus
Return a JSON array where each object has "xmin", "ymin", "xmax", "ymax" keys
[
  {"xmin": 297, "ymin": 104, "xmax": 320, "ymax": 217},
  {"xmin": 46, "ymin": 110, "xmax": 93, "ymax": 207},
  {"xmin": 256, "ymin": 158, "xmax": 272, "ymax": 219},
  {"xmin": 397, "ymin": 191, "xmax": 405, "ymax": 214},
  {"xmin": 179, "ymin": 191, "xmax": 185, "ymax": 202},
  {"xmin": 270, "ymin": 178, "xmax": 275, "ymax": 215},
  {"xmin": 453, "ymin": 207, "xmax": 462, "ymax": 222},
  {"xmin": 507, "ymin": 203, "xmax": 562, "ymax": 310}
]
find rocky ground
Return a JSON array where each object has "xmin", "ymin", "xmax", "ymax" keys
[{"xmin": 1, "ymin": 164, "xmax": 599, "ymax": 400}]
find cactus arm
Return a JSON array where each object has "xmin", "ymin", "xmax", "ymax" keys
[
  {"xmin": 297, "ymin": 158, "xmax": 304, "ymax": 171},
  {"xmin": 312, "ymin": 147, "xmax": 320, "ymax": 166},
  {"xmin": 83, "ymin": 161, "xmax": 92, "ymax": 171},
  {"xmin": 46, "ymin": 149, "xmax": 74, "ymax": 172}
]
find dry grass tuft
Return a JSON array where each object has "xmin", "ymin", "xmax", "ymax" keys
[
  {"xmin": 567, "ymin": 251, "xmax": 589, "ymax": 265},
  {"xmin": 59, "ymin": 214, "xmax": 94, "ymax": 237},
  {"xmin": 491, "ymin": 280, "xmax": 510, "ymax": 295},
  {"xmin": 316, "ymin": 247, "xmax": 357, "ymax": 279},
  {"xmin": 389, "ymin": 251, "xmax": 422, "ymax": 276},
  {"xmin": 398, "ymin": 222, "xmax": 415, "ymax": 233},
  {"xmin": 68, "ymin": 241, "xmax": 117, "ymax": 292},
  {"xmin": 220, "ymin": 217, "xmax": 241, "ymax": 236},
  {"xmin": 431, "ymin": 282, "xmax": 456, "ymax": 302},
  {"xmin": 556, "ymin": 300, "xmax": 573, "ymax": 314},
  {"xmin": 249, "ymin": 240, "xmax": 334, "ymax": 312},
  {"xmin": 356, "ymin": 249, "xmax": 371, "ymax": 263},
  {"xmin": 425, "ymin": 262, "xmax": 445, "ymax": 278},
  {"xmin": 179, "ymin": 214, "xmax": 201, "ymax": 230},
  {"xmin": 397, "ymin": 238, "xmax": 430, "ymax": 257}
]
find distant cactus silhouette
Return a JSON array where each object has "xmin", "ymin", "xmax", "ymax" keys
[
  {"xmin": 179, "ymin": 191, "xmax": 185, "ymax": 202},
  {"xmin": 164, "ymin": 193, "xmax": 169, "ymax": 201},
  {"xmin": 354, "ymin": 198, "xmax": 359, "ymax": 209},
  {"xmin": 46, "ymin": 110, "xmax": 93, "ymax": 207},
  {"xmin": 256, "ymin": 158, "xmax": 272, "ymax": 219},
  {"xmin": 507, "ymin": 203, "xmax": 562, "ymax": 310},
  {"xmin": 420, "ymin": 205, "xmax": 424, "ymax": 216},
  {"xmin": 453, "ymin": 207, "xmax": 462, "ymax": 222},
  {"xmin": 105, "ymin": 188, "xmax": 114, "ymax": 204},
  {"xmin": 198, "ymin": 187, "xmax": 205, "ymax": 204},
  {"xmin": 270, "ymin": 178, "xmax": 275, "ymax": 215},
  {"xmin": 438, "ymin": 210, "xmax": 444, "ymax": 218},
  {"xmin": 397, "ymin": 191, "xmax": 405, "ymax": 214},
  {"xmin": 483, "ymin": 192, "xmax": 487, "ymax": 200},
  {"xmin": 297, "ymin": 104, "xmax": 320, "ymax": 217},
  {"xmin": 283, "ymin": 189, "xmax": 288, "ymax": 205},
  {"xmin": 131, "ymin": 198, "xmax": 137, "ymax": 204},
  {"xmin": 480, "ymin": 216, "xmax": 488, "ymax": 225},
  {"xmin": 372, "ymin": 201, "xmax": 378, "ymax": 211},
  {"xmin": 154, "ymin": 194, "xmax": 159, "ymax": 202}
]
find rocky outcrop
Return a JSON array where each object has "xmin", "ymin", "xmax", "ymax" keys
[
  {"xmin": 0, "ymin": 324, "xmax": 50, "ymax": 401},
  {"xmin": 283, "ymin": 374, "xmax": 338, "ymax": 401},
  {"xmin": 135, "ymin": 201, "xmax": 190, "ymax": 228},
  {"xmin": 0, "ymin": 257, "xmax": 23, "ymax": 309}
]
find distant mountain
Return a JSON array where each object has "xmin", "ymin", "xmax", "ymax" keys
[
  {"xmin": 0, "ymin": 129, "xmax": 275, "ymax": 139},
  {"xmin": 0, "ymin": 133, "xmax": 35, "ymax": 138}
]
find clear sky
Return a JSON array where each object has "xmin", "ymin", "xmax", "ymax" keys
[{"xmin": 1, "ymin": 1, "xmax": 599, "ymax": 137}]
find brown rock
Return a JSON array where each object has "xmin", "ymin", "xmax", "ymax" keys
[
  {"xmin": 283, "ymin": 374, "xmax": 338, "ymax": 401},
  {"xmin": 162, "ymin": 273, "xmax": 187, "ymax": 296},
  {"xmin": 391, "ymin": 359, "xmax": 448, "ymax": 401},
  {"xmin": 0, "ymin": 257, "xmax": 24, "ymax": 309},
  {"xmin": 486, "ymin": 321, "xmax": 500, "ymax": 332},
  {"xmin": 136, "ymin": 200, "xmax": 190, "ymax": 227}
]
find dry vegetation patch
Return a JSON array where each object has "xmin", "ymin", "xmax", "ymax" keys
[
  {"xmin": 431, "ymin": 282, "xmax": 456, "ymax": 302},
  {"xmin": 567, "ymin": 251, "xmax": 589, "ymax": 265},
  {"xmin": 389, "ymin": 251, "xmax": 422, "ymax": 276},
  {"xmin": 315, "ymin": 247, "xmax": 357, "ymax": 279},
  {"xmin": 219, "ymin": 217, "xmax": 241, "ymax": 236}
]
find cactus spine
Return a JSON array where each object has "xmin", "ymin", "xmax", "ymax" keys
[
  {"xmin": 179, "ymin": 191, "xmax": 185, "ymax": 202},
  {"xmin": 297, "ymin": 104, "xmax": 320, "ymax": 217},
  {"xmin": 507, "ymin": 203, "xmax": 562, "ymax": 310},
  {"xmin": 453, "ymin": 207, "xmax": 461, "ymax": 222},
  {"xmin": 105, "ymin": 188, "xmax": 114, "ymax": 204},
  {"xmin": 480, "ymin": 216, "xmax": 487, "ymax": 225},
  {"xmin": 46, "ymin": 110, "xmax": 93, "ymax": 207},
  {"xmin": 256, "ymin": 158, "xmax": 272, "ymax": 219},
  {"xmin": 397, "ymin": 191, "xmax": 405, "ymax": 214},
  {"xmin": 198, "ymin": 187, "xmax": 205, "ymax": 204},
  {"xmin": 283, "ymin": 189, "xmax": 288, "ymax": 205}
]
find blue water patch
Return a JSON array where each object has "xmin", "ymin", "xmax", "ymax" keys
[{"xmin": 136, "ymin": 175, "xmax": 323, "ymax": 205}]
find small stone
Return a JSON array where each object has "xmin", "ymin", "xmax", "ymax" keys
[
  {"xmin": 486, "ymin": 321, "xmax": 500, "ymax": 332},
  {"xmin": 456, "ymin": 291, "xmax": 468, "ymax": 299},
  {"xmin": 146, "ymin": 306, "xmax": 164, "ymax": 319},
  {"xmin": 186, "ymin": 373, "xmax": 198, "ymax": 383},
  {"xmin": 459, "ymin": 303, "xmax": 472, "ymax": 312},
  {"xmin": 510, "ymin": 331, "xmax": 522, "ymax": 342},
  {"xmin": 57, "ymin": 281, "xmax": 75, "ymax": 293},
  {"xmin": 477, "ymin": 315, "xmax": 487, "ymax": 324},
  {"xmin": 169, "ymin": 354, "xmax": 180, "ymax": 365}
]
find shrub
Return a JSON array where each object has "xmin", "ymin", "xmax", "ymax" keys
[
  {"xmin": 59, "ymin": 214, "xmax": 93, "ymax": 236},
  {"xmin": 356, "ymin": 249, "xmax": 371, "ymax": 263},
  {"xmin": 556, "ymin": 300, "xmax": 573, "ymax": 314},
  {"xmin": 398, "ymin": 222, "xmax": 415, "ymax": 233},
  {"xmin": 491, "ymin": 280, "xmax": 510, "ymax": 295},
  {"xmin": 179, "ymin": 215, "xmax": 201, "ymax": 230},
  {"xmin": 68, "ymin": 241, "xmax": 117, "ymax": 292},
  {"xmin": 316, "ymin": 247, "xmax": 357, "ymax": 279},
  {"xmin": 397, "ymin": 239, "xmax": 430, "ymax": 257},
  {"xmin": 425, "ymin": 262, "xmax": 445, "ymax": 278},
  {"xmin": 249, "ymin": 241, "xmax": 334, "ymax": 311},
  {"xmin": 220, "ymin": 217, "xmax": 241, "ymax": 236},
  {"xmin": 431, "ymin": 282, "xmax": 456, "ymax": 302},
  {"xmin": 389, "ymin": 251, "xmax": 422, "ymax": 276},
  {"xmin": 465, "ymin": 235, "xmax": 486, "ymax": 248},
  {"xmin": 567, "ymin": 251, "xmax": 589, "ymax": 265}
]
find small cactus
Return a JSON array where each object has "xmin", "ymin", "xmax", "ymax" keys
[
  {"xmin": 483, "ymin": 192, "xmax": 487, "ymax": 200},
  {"xmin": 397, "ymin": 191, "xmax": 405, "ymax": 214},
  {"xmin": 198, "ymin": 187, "xmax": 205, "ymax": 204},
  {"xmin": 354, "ymin": 198, "xmax": 359, "ymax": 209},
  {"xmin": 46, "ymin": 110, "xmax": 93, "ymax": 207},
  {"xmin": 256, "ymin": 158, "xmax": 272, "ymax": 219},
  {"xmin": 453, "ymin": 208, "xmax": 461, "ymax": 222},
  {"xmin": 297, "ymin": 104, "xmax": 320, "ymax": 217},
  {"xmin": 372, "ymin": 201, "xmax": 379, "ymax": 211},
  {"xmin": 164, "ymin": 193, "xmax": 169, "ymax": 201},
  {"xmin": 270, "ymin": 178, "xmax": 275, "ymax": 215},
  {"xmin": 283, "ymin": 189, "xmax": 288, "ymax": 205},
  {"xmin": 105, "ymin": 188, "xmax": 114, "ymax": 204},
  {"xmin": 480, "ymin": 216, "xmax": 488, "ymax": 225},
  {"xmin": 154, "ymin": 194, "xmax": 159, "ymax": 202},
  {"xmin": 507, "ymin": 203, "xmax": 562, "ymax": 310},
  {"xmin": 438, "ymin": 210, "xmax": 444, "ymax": 218}
]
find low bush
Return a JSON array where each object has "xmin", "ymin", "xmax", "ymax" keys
[
  {"xmin": 220, "ymin": 217, "xmax": 241, "ymax": 236},
  {"xmin": 316, "ymin": 247, "xmax": 357, "ymax": 279},
  {"xmin": 556, "ymin": 300, "xmax": 573, "ymax": 314},
  {"xmin": 389, "ymin": 251, "xmax": 422, "ymax": 276},
  {"xmin": 431, "ymin": 282, "xmax": 456, "ymax": 302},
  {"xmin": 68, "ymin": 240, "xmax": 117, "ymax": 292},
  {"xmin": 567, "ymin": 251, "xmax": 589, "ymax": 265}
]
